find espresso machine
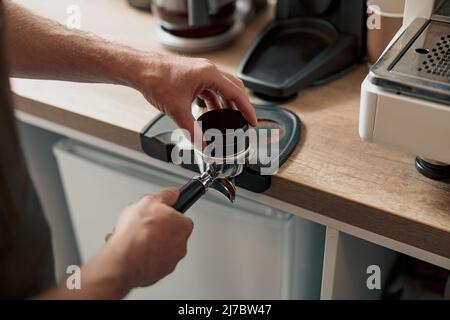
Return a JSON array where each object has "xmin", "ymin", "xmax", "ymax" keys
[
  {"xmin": 151, "ymin": 0, "xmax": 267, "ymax": 52},
  {"xmin": 360, "ymin": 0, "xmax": 450, "ymax": 180}
]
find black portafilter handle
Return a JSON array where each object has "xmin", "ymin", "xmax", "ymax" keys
[{"xmin": 173, "ymin": 178, "xmax": 207, "ymax": 214}]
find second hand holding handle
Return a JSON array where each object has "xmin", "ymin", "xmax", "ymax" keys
[{"xmin": 173, "ymin": 171, "xmax": 214, "ymax": 213}]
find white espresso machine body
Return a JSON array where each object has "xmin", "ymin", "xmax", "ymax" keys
[{"xmin": 360, "ymin": 0, "xmax": 450, "ymax": 179}]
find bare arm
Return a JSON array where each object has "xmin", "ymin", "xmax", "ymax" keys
[
  {"xmin": 4, "ymin": 0, "xmax": 138, "ymax": 85},
  {"xmin": 4, "ymin": 1, "xmax": 257, "ymax": 138},
  {"xmin": 1, "ymin": 2, "xmax": 255, "ymax": 300}
]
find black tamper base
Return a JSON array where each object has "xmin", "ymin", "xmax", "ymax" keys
[
  {"xmin": 237, "ymin": 18, "xmax": 359, "ymax": 100},
  {"xmin": 238, "ymin": 0, "xmax": 366, "ymax": 101},
  {"xmin": 140, "ymin": 105, "xmax": 302, "ymax": 193},
  {"xmin": 415, "ymin": 157, "xmax": 450, "ymax": 180},
  {"xmin": 253, "ymin": 91, "xmax": 299, "ymax": 104}
]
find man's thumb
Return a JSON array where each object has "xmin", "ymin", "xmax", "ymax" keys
[{"xmin": 152, "ymin": 187, "xmax": 180, "ymax": 206}]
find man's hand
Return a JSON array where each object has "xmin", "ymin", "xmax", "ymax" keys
[
  {"xmin": 38, "ymin": 188, "xmax": 193, "ymax": 299},
  {"xmin": 102, "ymin": 188, "xmax": 193, "ymax": 290},
  {"xmin": 127, "ymin": 53, "xmax": 257, "ymax": 140}
]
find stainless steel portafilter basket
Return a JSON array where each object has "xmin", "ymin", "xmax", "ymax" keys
[{"xmin": 173, "ymin": 109, "xmax": 252, "ymax": 213}]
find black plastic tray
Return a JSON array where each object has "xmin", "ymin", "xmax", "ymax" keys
[{"xmin": 238, "ymin": 17, "xmax": 358, "ymax": 100}]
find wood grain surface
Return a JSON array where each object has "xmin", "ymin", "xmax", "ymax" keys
[{"xmin": 11, "ymin": 0, "xmax": 450, "ymax": 258}]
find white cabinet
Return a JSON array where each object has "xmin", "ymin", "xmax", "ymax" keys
[
  {"xmin": 54, "ymin": 139, "xmax": 326, "ymax": 299},
  {"xmin": 321, "ymin": 228, "xmax": 397, "ymax": 300}
]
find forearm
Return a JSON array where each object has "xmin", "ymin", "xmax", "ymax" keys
[
  {"xmin": 2, "ymin": 1, "xmax": 257, "ymax": 139},
  {"xmin": 36, "ymin": 247, "xmax": 131, "ymax": 300},
  {"xmin": 3, "ymin": 0, "xmax": 148, "ymax": 87}
]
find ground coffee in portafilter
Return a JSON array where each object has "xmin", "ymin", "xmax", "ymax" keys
[{"xmin": 197, "ymin": 109, "xmax": 250, "ymax": 159}]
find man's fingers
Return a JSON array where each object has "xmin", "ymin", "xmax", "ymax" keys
[
  {"xmin": 152, "ymin": 187, "xmax": 180, "ymax": 206},
  {"xmin": 105, "ymin": 232, "xmax": 113, "ymax": 242},
  {"xmin": 223, "ymin": 72, "xmax": 246, "ymax": 91},
  {"xmin": 104, "ymin": 226, "xmax": 116, "ymax": 242},
  {"xmin": 182, "ymin": 216, "xmax": 194, "ymax": 238},
  {"xmin": 221, "ymin": 72, "xmax": 255, "ymax": 117},
  {"xmin": 198, "ymin": 89, "xmax": 222, "ymax": 110},
  {"xmin": 218, "ymin": 76, "xmax": 239, "ymax": 109},
  {"xmin": 223, "ymin": 99, "xmax": 237, "ymax": 110},
  {"xmin": 211, "ymin": 75, "xmax": 257, "ymax": 126},
  {"xmin": 172, "ymin": 110, "xmax": 204, "ymax": 150}
]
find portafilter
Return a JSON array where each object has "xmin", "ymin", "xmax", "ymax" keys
[{"xmin": 173, "ymin": 109, "xmax": 252, "ymax": 213}]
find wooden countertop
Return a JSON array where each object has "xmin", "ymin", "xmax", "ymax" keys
[{"xmin": 11, "ymin": 0, "xmax": 450, "ymax": 259}]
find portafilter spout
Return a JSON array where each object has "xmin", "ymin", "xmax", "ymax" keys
[{"xmin": 173, "ymin": 109, "xmax": 251, "ymax": 213}]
